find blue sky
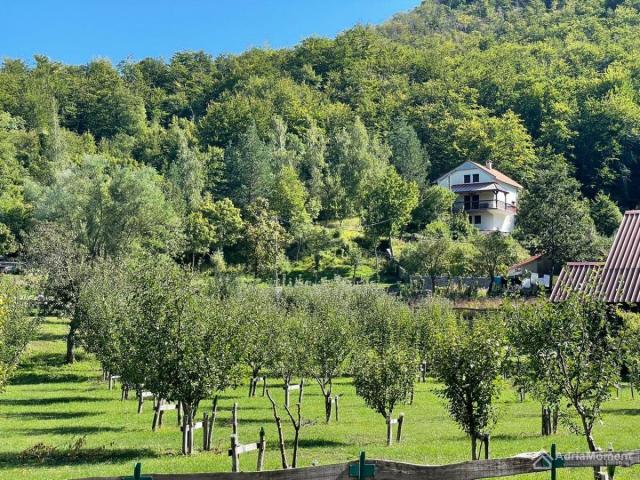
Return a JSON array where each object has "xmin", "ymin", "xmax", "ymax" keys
[{"xmin": 1, "ymin": 1, "xmax": 420, "ymax": 65}]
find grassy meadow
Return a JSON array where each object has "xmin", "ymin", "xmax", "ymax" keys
[{"xmin": 1, "ymin": 317, "xmax": 640, "ymax": 480}]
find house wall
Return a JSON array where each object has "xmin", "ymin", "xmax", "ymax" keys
[
  {"xmin": 437, "ymin": 162, "xmax": 519, "ymax": 206},
  {"xmin": 437, "ymin": 161, "xmax": 519, "ymax": 234}
]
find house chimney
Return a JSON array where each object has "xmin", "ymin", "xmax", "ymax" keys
[{"xmin": 486, "ymin": 160, "xmax": 493, "ymax": 170}]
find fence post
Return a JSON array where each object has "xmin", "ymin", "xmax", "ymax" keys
[
  {"xmin": 397, "ymin": 413, "xmax": 405, "ymax": 443},
  {"xmin": 232, "ymin": 402, "xmax": 238, "ymax": 436},
  {"xmin": 484, "ymin": 434, "xmax": 490, "ymax": 460},
  {"xmin": 284, "ymin": 382, "xmax": 290, "ymax": 408},
  {"xmin": 386, "ymin": 416, "xmax": 392, "ymax": 446},
  {"xmin": 207, "ymin": 396, "xmax": 218, "ymax": 450},
  {"xmin": 262, "ymin": 376, "xmax": 267, "ymax": 397},
  {"xmin": 203, "ymin": 412, "xmax": 209, "ymax": 451},
  {"xmin": 152, "ymin": 398, "xmax": 161, "ymax": 432},
  {"xmin": 607, "ymin": 444, "xmax": 616, "ymax": 480},
  {"xmin": 230, "ymin": 434, "xmax": 239, "ymax": 472},
  {"xmin": 257, "ymin": 427, "xmax": 266, "ymax": 472},
  {"xmin": 334, "ymin": 395, "xmax": 339, "ymax": 422}
]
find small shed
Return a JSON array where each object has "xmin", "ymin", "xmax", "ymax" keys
[{"xmin": 507, "ymin": 254, "xmax": 553, "ymax": 279}]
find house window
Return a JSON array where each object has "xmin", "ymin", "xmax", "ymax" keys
[
  {"xmin": 468, "ymin": 215, "xmax": 473, "ymax": 224},
  {"xmin": 464, "ymin": 174, "xmax": 471, "ymax": 184},
  {"xmin": 473, "ymin": 173, "xmax": 480, "ymax": 183},
  {"xmin": 474, "ymin": 215, "xmax": 481, "ymax": 225}
]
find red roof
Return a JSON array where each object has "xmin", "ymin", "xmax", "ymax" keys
[
  {"xmin": 551, "ymin": 211, "xmax": 640, "ymax": 303},
  {"xmin": 550, "ymin": 262, "xmax": 604, "ymax": 302},
  {"xmin": 599, "ymin": 210, "xmax": 640, "ymax": 303},
  {"xmin": 469, "ymin": 162, "xmax": 523, "ymax": 189},
  {"xmin": 509, "ymin": 254, "xmax": 543, "ymax": 272},
  {"xmin": 436, "ymin": 161, "xmax": 523, "ymax": 189}
]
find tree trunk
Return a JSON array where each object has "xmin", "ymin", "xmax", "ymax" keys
[
  {"xmin": 471, "ymin": 434, "xmax": 478, "ymax": 460},
  {"xmin": 324, "ymin": 392, "xmax": 332, "ymax": 423},
  {"xmin": 66, "ymin": 325, "xmax": 77, "ymax": 364},
  {"xmin": 580, "ymin": 415, "xmax": 600, "ymax": 480}
]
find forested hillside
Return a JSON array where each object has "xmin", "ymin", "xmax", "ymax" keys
[{"xmin": 0, "ymin": 0, "xmax": 634, "ymax": 273}]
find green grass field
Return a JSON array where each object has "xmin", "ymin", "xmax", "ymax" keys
[{"xmin": 2, "ymin": 318, "xmax": 640, "ymax": 480}]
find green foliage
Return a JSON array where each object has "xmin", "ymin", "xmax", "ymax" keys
[
  {"xmin": 351, "ymin": 287, "xmax": 417, "ymax": 419},
  {"xmin": 79, "ymin": 254, "xmax": 245, "ymax": 416},
  {"xmin": 35, "ymin": 155, "xmax": 183, "ymax": 258},
  {"xmin": 0, "ymin": 223, "xmax": 17, "ymax": 256},
  {"xmin": 590, "ymin": 192, "xmax": 623, "ymax": 237},
  {"xmin": 388, "ymin": 117, "xmax": 430, "ymax": 192},
  {"xmin": 222, "ymin": 124, "xmax": 274, "ymax": 209},
  {"xmin": 230, "ymin": 284, "xmax": 280, "ymax": 379},
  {"xmin": 472, "ymin": 233, "xmax": 526, "ymax": 291},
  {"xmin": 361, "ymin": 166, "xmax": 419, "ymax": 254},
  {"xmin": 270, "ymin": 165, "xmax": 312, "ymax": 234},
  {"xmin": 431, "ymin": 313, "xmax": 506, "ymax": 460},
  {"xmin": 244, "ymin": 198, "xmax": 290, "ymax": 278},
  {"xmin": 5, "ymin": 0, "xmax": 640, "ymax": 279},
  {"xmin": 506, "ymin": 296, "xmax": 626, "ymax": 452},
  {"xmin": 400, "ymin": 221, "xmax": 454, "ymax": 285},
  {"xmin": 413, "ymin": 185, "xmax": 456, "ymax": 228},
  {"xmin": 185, "ymin": 196, "xmax": 244, "ymax": 264},
  {"xmin": 516, "ymin": 162, "xmax": 600, "ymax": 275},
  {"xmin": 0, "ymin": 278, "xmax": 36, "ymax": 391}
]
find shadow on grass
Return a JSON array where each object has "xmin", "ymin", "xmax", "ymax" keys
[
  {"xmin": 9, "ymin": 372, "xmax": 89, "ymax": 385},
  {"xmin": 23, "ymin": 426, "xmax": 125, "ymax": 436},
  {"xmin": 602, "ymin": 408, "xmax": 640, "ymax": 416},
  {"xmin": 0, "ymin": 446, "xmax": 160, "ymax": 468},
  {"xmin": 0, "ymin": 396, "xmax": 104, "ymax": 406},
  {"xmin": 490, "ymin": 432, "xmax": 541, "ymax": 441},
  {"xmin": 34, "ymin": 332, "xmax": 68, "ymax": 342},
  {"xmin": 220, "ymin": 417, "xmax": 275, "ymax": 425},
  {"xmin": 285, "ymin": 439, "xmax": 349, "ymax": 448},
  {"xmin": 2, "ymin": 411, "xmax": 100, "ymax": 420},
  {"xmin": 19, "ymin": 352, "xmax": 68, "ymax": 369}
]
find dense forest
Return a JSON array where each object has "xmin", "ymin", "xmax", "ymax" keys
[{"xmin": 0, "ymin": 0, "xmax": 635, "ymax": 278}]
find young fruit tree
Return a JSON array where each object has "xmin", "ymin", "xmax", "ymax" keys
[
  {"xmin": 351, "ymin": 288, "xmax": 417, "ymax": 444},
  {"xmin": 270, "ymin": 301, "xmax": 308, "ymax": 393},
  {"xmin": 505, "ymin": 300, "xmax": 563, "ymax": 436},
  {"xmin": 472, "ymin": 232, "xmax": 526, "ymax": 294},
  {"xmin": 0, "ymin": 279, "xmax": 37, "ymax": 391},
  {"xmin": 77, "ymin": 257, "xmax": 152, "ymax": 392},
  {"xmin": 25, "ymin": 222, "xmax": 88, "ymax": 364},
  {"xmin": 81, "ymin": 255, "xmax": 245, "ymax": 454},
  {"xmin": 505, "ymin": 294, "xmax": 625, "ymax": 459},
  {"xmin": 431, "ymin": 312, "xmax": 506, "ymax": 460},
  {"xmin": 411, "ymin": 297, "xmax": 456, "ymax": 380},
  {"xmin": 230, "ymin": 284, "xmax": 279, "ymax": 397},
  {"xmin": 284, "ymin": 281, "xmax": 355, "ymax": 422}
]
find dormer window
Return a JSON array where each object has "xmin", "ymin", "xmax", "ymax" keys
[
  {"xmin": 473, "ymin": 174, "xmax": 480, "ymax": 183},
  {"xmin": 464, "ymin": 174, "xmax": 471, "ymax": 184}
]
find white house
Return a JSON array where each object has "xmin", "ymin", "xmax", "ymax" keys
[{"xmin": 436, "ymin": 160, "xmax": 522, "ymax": 233}]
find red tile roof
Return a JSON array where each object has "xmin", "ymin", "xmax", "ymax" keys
[
  {"xmin": 469, "ymin": 162, "xmax": 523, "ymax": 189},
  {"xmin": 551, "ymin": 210, "xmax": 640, "ymax": 303}
]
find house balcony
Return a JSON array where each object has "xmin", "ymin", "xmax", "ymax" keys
[{"xmin": 453, "ymin": 200, "xmax": 518, "ymax": 214}]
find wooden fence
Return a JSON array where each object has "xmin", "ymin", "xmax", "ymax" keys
[{"xmin": 74, "ymin": 447, "xmax": 640, "ymax": 480}]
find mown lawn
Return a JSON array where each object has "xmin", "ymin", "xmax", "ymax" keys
[{"xmin": 1, "ymin": 318, "xmax": 640, "ymax": 480}]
